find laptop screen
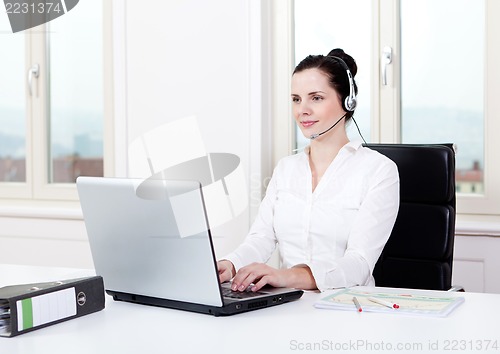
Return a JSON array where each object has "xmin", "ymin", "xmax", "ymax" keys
[{"xmin": 77, "ymin": 177, "xmax": 224, "ymax": 307}]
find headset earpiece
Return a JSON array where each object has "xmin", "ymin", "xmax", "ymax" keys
[{"xmin": 328, "ymin": 56, "xmax": 357, "ymax": 112}]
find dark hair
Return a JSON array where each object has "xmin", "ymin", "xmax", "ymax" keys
[{"xmin": 293, "ymin": 48, "xmax": 358, "ymax": 118}]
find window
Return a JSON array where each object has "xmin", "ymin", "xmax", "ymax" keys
[
  {"xmin": 288, "ymin": 0, "xmax": 500, "ymax": 216},
  {"xmin": 378, "ymin": 0, "xmax": 500, "ymax": 215},
  {"xmin": 0, "ymin": 17, "xmax": 26, "ymax": 183},
  {"xmin": 399, "ymin": 0, "xmax": 484, "ymax": 196},
  {"xmin": 0, "ymin": 0, "xmax": 107, "ymax": 201}
]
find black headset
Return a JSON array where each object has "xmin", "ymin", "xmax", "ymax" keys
[{"xmin": 327, "ymin": 56, "xmax": 357, "ymax": 112}]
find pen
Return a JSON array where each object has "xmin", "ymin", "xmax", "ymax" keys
[
  {"xmin": 368, "ymin": 296, "xmax": 400, "ymax": 309},
  {"xmin": 352, "ymin": 296, "xmax": 363, "ymax": 312}
]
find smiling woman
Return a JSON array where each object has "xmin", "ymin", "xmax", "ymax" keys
[{"xmin": 217, "ymin": 48, "xmax": 400, "ymax": 293}]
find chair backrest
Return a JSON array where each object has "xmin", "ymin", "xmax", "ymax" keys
[{"xmin": 365, "ymin": 143, "xmax": 456, "ymax": 291}]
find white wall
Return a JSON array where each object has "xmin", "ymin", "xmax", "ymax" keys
[
  {"xmin": 113, "ymin": 0, "xmax": 270, "ymax": 259},
  {"xmin": 0, "ymin": 213, "xmax": 92, "ymax": 268},
  {"xmin": 453, "ymin": 231, "xmax": 500, "ymax": 293}
]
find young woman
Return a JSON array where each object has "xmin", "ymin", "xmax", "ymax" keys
[{"xmin": 218, "ymin": 48, "xmax": 399, "ymax": 292}]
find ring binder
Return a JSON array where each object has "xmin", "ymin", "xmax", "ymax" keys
[{"xmin": 0, "ymin": 276, "xmax": 105, "ymax": 337}]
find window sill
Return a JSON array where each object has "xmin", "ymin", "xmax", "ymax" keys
[
  {"xmin": 456, "ymin": 215, "xmax": 500, "ymax": 237},
  {"xmin": 1, "ymin": 202, "xmax": 500, "ymax": 235},
  {"xmin": 0, "ymin": 200, "xmax": 83, "ymax": 220}
]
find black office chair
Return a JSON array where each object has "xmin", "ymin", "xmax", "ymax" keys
[{"xmin": 365, "ymin": 143, "xmax": 457, "ymax": 291}]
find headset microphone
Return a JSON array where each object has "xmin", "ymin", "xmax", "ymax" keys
[{"xmin": 309, "ymin": 113, "xmax": 347, "ymax": 140}]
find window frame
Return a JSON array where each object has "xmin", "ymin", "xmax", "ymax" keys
[
  {"xmin": 272, "ymin": 0, "xmax": 500, "ymax": 220},
  {"xmin": 0, "ymin": 1, "xmax": 114, "ymax": 204},
  {"xmin": 377, "ymin": 0, "xmax": 500, "ymax": 217}
]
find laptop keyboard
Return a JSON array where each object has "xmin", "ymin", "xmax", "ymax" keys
[{"xmin": 222, "ymin": 287, "xmax": 266, "ymax": 299}]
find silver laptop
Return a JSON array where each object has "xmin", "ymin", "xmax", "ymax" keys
[{"xmin": 76, "ymin": 176, "xmax": 303, "ymax": 316}]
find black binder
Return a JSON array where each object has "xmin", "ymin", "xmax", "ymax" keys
[{"xmin": 0, "ymin": 276, "xmax": 105, "ymax": 337}]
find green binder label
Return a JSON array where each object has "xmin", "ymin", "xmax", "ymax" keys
[
  {"xmin": 16, "ymin": 287, "xmax": 76, "ymax": 332},
  {"xmin": 21, "ymin": 299, "xmax": 33, "ymax": 330}
]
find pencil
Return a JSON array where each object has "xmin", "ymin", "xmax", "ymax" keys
[
  {"xmin": 368, "ymin": 296, "xmax": 400, "ymax": 309},
  {"xmin": 352, "ymin": 296, "xmax": 363, "ymax": 312}
]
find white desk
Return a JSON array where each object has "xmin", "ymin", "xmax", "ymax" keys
[{"xmin": 1, "ymin": 264, "xmax": 499, "ymax": 354}]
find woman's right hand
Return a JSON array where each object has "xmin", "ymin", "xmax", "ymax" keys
[{"xmin": 217, "ymin": 260, "xmax": 235, "ymax": 283}]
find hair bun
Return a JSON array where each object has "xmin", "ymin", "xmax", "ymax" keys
[{"xmin": 327, "ymin": 48, "xmax": 357, "ymax": 76}]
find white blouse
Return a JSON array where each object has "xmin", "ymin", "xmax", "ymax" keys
[{"xmin": 225, "ymin": 141, "xmax": 400, "ymax": 291}]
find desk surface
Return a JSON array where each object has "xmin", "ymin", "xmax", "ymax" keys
[{"xmin": 1, "ymin": 264, "xmax": 499, "ymax": 354}]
